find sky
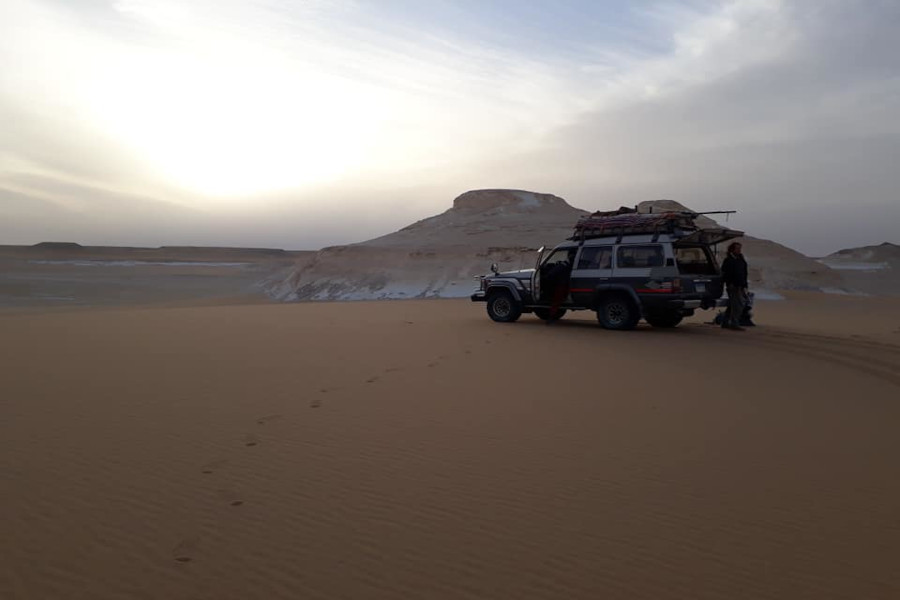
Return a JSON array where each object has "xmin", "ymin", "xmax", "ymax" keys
[{"xmin": 1, "ymin": 0, "xmax": 898, "ymax": 256}]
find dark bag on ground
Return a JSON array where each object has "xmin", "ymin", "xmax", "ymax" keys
[{"xmin": 714, "ymin": 291, "xmax": 756, "ymax": 326}]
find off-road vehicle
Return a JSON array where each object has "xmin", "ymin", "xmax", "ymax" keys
[{"xmin": 471, "ymin": 208, "xmax": 742, "ymax": 329}]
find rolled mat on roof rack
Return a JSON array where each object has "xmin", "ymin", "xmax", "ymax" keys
[
  {"xmin": 568, "ymin": 205, "xmax": 744, "ymax": 243},
  {"xmin": 569, "ymin": 211, "xmax": 699, "ymax": 241}
]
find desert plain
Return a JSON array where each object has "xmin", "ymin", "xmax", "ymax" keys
[{"xmin": 3, "ymin": 266, "xmax": 900, "ymax": 599}]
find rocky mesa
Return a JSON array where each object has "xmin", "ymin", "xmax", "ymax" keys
[{"xmin": 268, "ymin": 189, "xmax": 842, "ymax": 301}]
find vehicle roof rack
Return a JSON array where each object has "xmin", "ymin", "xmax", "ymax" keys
[{"xmin": 568, "ymin": 206, "xmax": 738, "ymax": 242}]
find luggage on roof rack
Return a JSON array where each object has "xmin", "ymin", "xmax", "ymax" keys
[
  {"xmin": 569, "ymin": 207, "xmax": 743, "ymax": 244},
  {"xmin": 569, "ymin": 210, "xmax": 698, "ymax": 241}
]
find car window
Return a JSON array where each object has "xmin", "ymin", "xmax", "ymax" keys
[
  {"xmin": 576, "ymin": 246, "xmax": 613, "ymax": 270},
  {"xmin": 543, "ymin": 248, "xmax": 575, "ymax": 267},
  {"xmin": 675, "ymin": 246, "xmax": 717, "ymax": 275},
  {"xmin": 616, "ymin": 245, "xmax": 664, "ymax": 268}
]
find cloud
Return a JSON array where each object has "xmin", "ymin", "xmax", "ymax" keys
[
  {"xmin": 478, "ymin": 1, "xmax": 900, "ymax": 254},
  {"xmin": 1, "ymin": 0, "xmax": 898, "ymax": 255}
]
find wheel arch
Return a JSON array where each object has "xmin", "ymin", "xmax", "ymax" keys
[
  {"xmin": 590, "ymin": 285, "xmax": 642, "ymax": 315},
  {"xmin": 486, "ymin": 282, "xmax": 523, "ymax": 302}
]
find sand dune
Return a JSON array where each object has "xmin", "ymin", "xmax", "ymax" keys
[{"xmin": 3, "ymin": 296, "xmax": 900, "ymax": 599}]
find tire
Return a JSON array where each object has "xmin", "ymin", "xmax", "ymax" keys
[
  {"xmin": 645, "ymin": 310, "xmax": 683, "ymax": 328},
  {"xmin": 596, "ymin": 295, "xmax": 640, "ymax": 330},
  {"xmin": 486, "ymin": 290, "xmax": 522, "ymax": 323},
  {"xmin": 534, "ymin": 307, "xmax": 567, "ymax": 321}
]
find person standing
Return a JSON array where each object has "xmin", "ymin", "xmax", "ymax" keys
[
  {"xmin": 545, "ymin": 248, "xmax": 576, "ymax": 322},
  {"xmin": 720, "ymin": 242, "xmax": 749, "ymax": 331}
]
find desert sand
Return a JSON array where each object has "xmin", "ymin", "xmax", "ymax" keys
[
  {"xmin": 0, "ymin": 243, "xmax": 310, "ymax": 309},
  {"xmin": 3, "ymin": 294, "xmax": 900, "ymax": 599}
]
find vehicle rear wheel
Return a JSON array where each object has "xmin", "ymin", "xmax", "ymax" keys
[
  {"xmin": 486, "ymin": 291, "xmax": 522, "ymax": 323},
  {"xmin": 596, "ymin": 295, "xmax": 640, "ymax": 330},
  {"xmin": 533, "ymin": 307, "xmax": 567, "ymax": 321},
  {"xmin": 645, "ymin": 310, "xmax": 683, "ymax": 328}
]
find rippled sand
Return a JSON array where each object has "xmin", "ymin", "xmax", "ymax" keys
[{"xmin": 2, "ymin": 296, "xmax": 900, "ymax": 599}]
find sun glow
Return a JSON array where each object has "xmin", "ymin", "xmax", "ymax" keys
[{"xmin": 86, "ymin": 43, "xmax": 390, "ymax": 199}]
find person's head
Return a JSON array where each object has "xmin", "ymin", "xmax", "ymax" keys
[{"xmin": 727, "ymin": 242, "xmax": 743, "ymax": 255}]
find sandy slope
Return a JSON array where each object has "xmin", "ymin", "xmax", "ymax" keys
[{"xmin": 2, "ymin": 297, "xmax": 900, "ymax": 599}]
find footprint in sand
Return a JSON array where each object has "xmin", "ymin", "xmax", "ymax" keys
[
  {"xmin": 243, "ymin": 434, "xmax": 260, "ymax": 447},
  {"xmin": 200, "ymin": 459, "xmax": 229, "ymax": 475},
  {"xmin": 216, "ymin": 488, "xmax": 245, "ymax": 507},
  {"xmin": 427, "ymin": 361, "xmax": 439, "ymax": 368},
  {"xmin": 366, "ymin": 376, "xmax": 380, "ymax": 384},
  {"xmin": 312, "ymin": 387, "xmax": 339, "ymax": 408},
  {"xmin": 256, "ymin": 414, "xmax": 282, "ymax": 426},
  {"xmin": 172, "ymin": 537, "xmax": 200, "ymax": 563}
]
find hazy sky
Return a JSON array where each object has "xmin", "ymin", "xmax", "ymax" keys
[{"xmin": 1, "ymin": 0, "xmax": 898, "ymax": 255}]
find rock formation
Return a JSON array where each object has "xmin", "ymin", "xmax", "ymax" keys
[
  {"xmin": 269, "ymin": 190, "xmax": 844, "ymax": 301},
  {"xmin": 268, "ymin": 190, "xmax": 586, "ymax": 301},
  {"xmin": 825, "ymin": 242, "xmax": 900, "ymax": 265},
  {"xmin": 818, "ymin": 242, "xmax": 900, "ymax": 295}
]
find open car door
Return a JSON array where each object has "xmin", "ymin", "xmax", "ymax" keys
[
  {"xmin": 531, "ymin": 246, "xmax": 545, "ymax": 303},
  {"xmin": 675, "ymin": 227, "xmax": 744, "ymax": 246}
]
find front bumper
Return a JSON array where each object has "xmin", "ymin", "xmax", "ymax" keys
[{"xmin": 471, "ymin": 291, "xmax": 486, "ymax": 302}]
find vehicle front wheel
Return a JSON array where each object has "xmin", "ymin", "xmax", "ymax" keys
[
  {"xmin": 645, "ymin": 310, "xmax": 683, "ymax": 328},
  {"xmin": 486, "ymin": 291, "xmax": 522, "ymax": 323},
  {"xmin": 533, "ymin": 307, "xmax": 567, "ymax": 321},
  {"xmin": 596, "ymin": 295, "xmax": 640, "ymax": 330}
]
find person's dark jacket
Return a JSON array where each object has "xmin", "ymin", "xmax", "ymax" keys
[
  {"xmin": 540, "ymin": 260, "xmax": 573, "ymax": 301},
  {"xmin": 721, "ymin": 253, "xmax": 748, "ymax": 288}
]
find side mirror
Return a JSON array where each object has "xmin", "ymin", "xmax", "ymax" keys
[{"xmin": 490, "ymin": 262, "xmax": 499, "ymax": 275}]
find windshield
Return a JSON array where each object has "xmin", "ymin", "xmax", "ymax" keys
[{"xmin": 675, "ymin": 245, "xmax": 717, "ymax": 275}]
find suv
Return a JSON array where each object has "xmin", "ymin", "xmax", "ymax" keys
[{"xmin": 470, "ymin": 210, "xmax": 742, "ymax": 329}]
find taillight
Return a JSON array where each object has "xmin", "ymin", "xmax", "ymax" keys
[{"xmin": 656, "ymin": 280, "xmax": 678, "ymax": 293}]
